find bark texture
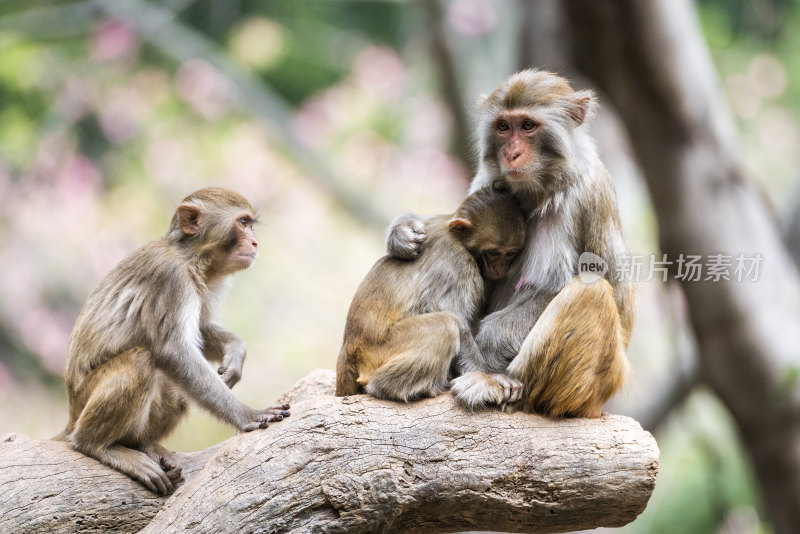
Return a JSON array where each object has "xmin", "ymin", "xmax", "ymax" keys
[{"xmin": 1, "ymin": 370, "xmax": 658, "ymax": 534}]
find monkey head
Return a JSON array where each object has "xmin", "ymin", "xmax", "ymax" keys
[
  {"xmin": 448, "ymin": 187, "xmax": 526, "ymax": 281},
  {"xmin": 477, "ymin": 69, "xmax": 598, "ymax": 195},
  {"xmin": 168, "ymin": 187, "xmax": 259, "ymax": 277}
]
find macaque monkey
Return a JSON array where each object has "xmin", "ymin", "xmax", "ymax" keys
[
  {"xmin": 336, "ymin": 185, "xmax": 526, "ymax": 402},
  {"xmin": 57, "ymin": 187, "xmax": 290, "ymax": 495},
  {"xmin": 388, "ymin": 69, "xmax": 633, "ymax": 417}
]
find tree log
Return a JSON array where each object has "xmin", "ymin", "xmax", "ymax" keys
[{"xmin": 0, "ymin": 370, "xmax": 658, "ymax": 533}]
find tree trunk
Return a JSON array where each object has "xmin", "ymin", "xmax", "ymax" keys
[
  {"xmin": 0, "ymin": 370, "xmax": 658, "ymax": 534},
  {"xmin": 563, "ymin": 2, "xmax": 800, "ymax": 533}
]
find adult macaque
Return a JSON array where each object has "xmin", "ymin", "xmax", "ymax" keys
[
  {"xmin": 57, "ymin": 187, "xmax": 290, "ymax": 495},
  {"xmin": 336, "ymin": 185, "xmax": 526, "ymax": 402},
  {"xmin": 388, "ymin": 69, "xmax": 633, "ymax": 417}
]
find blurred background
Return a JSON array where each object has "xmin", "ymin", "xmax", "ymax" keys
[{"xmin": 0, "ymin": 1, "xmax": 799, "ymax": 533}]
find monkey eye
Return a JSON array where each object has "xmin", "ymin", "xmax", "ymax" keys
[
  {"xmin": 486, "ymin": 250, "xmax": 501, "ymax": 257},
  {"xmin": 496, "ymin": 120, "xmax": 510, "ymax": 132},
  {"xmin": 506, "ymin": 251, "xmax": 518, "ymax": 259},
  {"xmin": 521, "ymin": 119, "xmax": 536, "ymax": 130},
  {"xmin": 239, "ymin": 217, "xmax": 249, "ymax": 227}
]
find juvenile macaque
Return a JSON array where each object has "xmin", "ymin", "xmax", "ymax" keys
[
  {"xmin": 336, "ymin": 186, "xmax": 526, "ymax": 402},
  {"xmin": 388, "ymin": 69, "xmax": 633, "ymax": 417},
  {"xmin": 57, "ymin": 187, "xmax": 289, "ymax": 494}
]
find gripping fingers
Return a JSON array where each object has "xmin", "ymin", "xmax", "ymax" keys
[
  {"xmin": 218, "ymin": 366, "xmax": 242, "ymax": 388},
  {"xmin": 159, "ymin": 457, "xmax": 184, "ymax": 485},
  {"xmin": 451, "ymin": 371, "xmax": 523, "ymax": 409},
  {"xmin": 402, "ymin": 224, "xmax": 427, "ymax": 255},
  {"xmin": 241, "ymin": 407, "xmax": 290, "ymax": 432},
  {"xmin": 492, "ymin": 373, "xmax": 523, "ymax": 403},
  {"xmin": 241, "ymin": 421, "xmax": 265, "ymax": 432},
  {"xmin": 388, "ymin": 218, "xmax": 427, "ymax": 260},
  {"xmin": 265, "ymin": 403, "xmax": 291, "ymax": 417},
  {"xmin": 137, "ymin": 459, "xmax": 174, "ymax": 495}
]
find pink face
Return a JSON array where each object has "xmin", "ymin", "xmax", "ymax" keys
[
  {"xmin": 479, "ymin": 245, "xmax": 521, "ymax": 280},
  {"xmin": 229, "ymin": 213, "xmax": 258, "ymax": 271},
  {"xmin": 493, "ymin": 111, "xmax": 540, "ymax": 175}
]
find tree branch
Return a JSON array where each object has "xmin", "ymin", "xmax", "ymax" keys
[
  {"xmin": 784, "ymin": 188, "xmax": 800, "ymax": 270},
  {"xmin": 0, "ymin": 370, "xmax": 658, "ymax": 534},
  {"xmin": 422, "ymin": 0, "xmax": 474, "ymax": 176}
]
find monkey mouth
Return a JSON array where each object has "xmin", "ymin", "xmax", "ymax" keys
[
  {"xmin": 504, "ymin": 168, "xmax": 528, "ymax": 179},
  {"xmin": 502, "ymin": 155, "xmax": 534, "ymax": 175},
  {"xmin": 480, "ymin": 259, "xmax": 508, "ymax": 280}
]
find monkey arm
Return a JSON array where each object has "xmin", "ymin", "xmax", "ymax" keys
[
  {"xmin": 156, "ymin": 346, "xmax": 248, "ymax": 427},
  {"xmin": 452, "ymin": 327, "xmax": 484, "ymax": 374},
  {"xmin": 385, "ymin": 211, "xmax": 429, "ymax": 259},
  {"xmin": 580, "ymin": 192, "xmax": 636, "ymax": 342},
  {"xmin": 474, "ymin": 287, "xmax": 547, "ymax": 373},
  {"xmin": 201, "ymin": 324, "xmax": 246, "ymax": 388},
  {"xmin": 152, "ymin": 342, "xmax": 281, "ymax": 432}
]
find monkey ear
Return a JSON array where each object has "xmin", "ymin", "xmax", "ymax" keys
[
  {"xmin": 448, "ymin": 218, "xmax": 474, "ymax": 235},
  {"xmin": 177, "ymin": 203, "xmax": 203, "ymax": 235},
  {"xmin": 567, "ymin": 90, "xmax": 598, "ymax": 126}
]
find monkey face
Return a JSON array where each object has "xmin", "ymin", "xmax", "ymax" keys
[
  {"xmin": 492, "ymin": 111, "xmax": 540, "ymax": 175},
  {"xmin": 478, "ymin": 247, "xmax": 521, "ymax": 280},
  {"xmin": 224, "ymin": 213, "xmax": 259, "ymax": 272},
  {"xmin": 172, "ymin": 188, "xmax": 260, "ymax": 278},
  {"xmin": 477, "ymin": 70, "xmax": 598, "ymax": 198}
]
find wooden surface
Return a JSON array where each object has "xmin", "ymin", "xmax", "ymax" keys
[{"xmin": 1, "ymin": 370, "xmax": 658, "ymax": 533}]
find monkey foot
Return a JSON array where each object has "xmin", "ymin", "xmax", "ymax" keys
[{"xmin": 162, "ymin": 462, "xmax": 184, "ymax": 485}]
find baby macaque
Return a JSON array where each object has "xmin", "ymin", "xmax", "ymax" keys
[{"xmin": 336, "ymin": 185, "xmax": 526, "ymax": 402}]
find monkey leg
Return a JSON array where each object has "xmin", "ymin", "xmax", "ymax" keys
[
  {"xmin": 507, "ymin": 277, "xmax": 630, "ymax": 418},
  {"xmin": 68, "ymin": 347, "xmax": 179, "ymax": 495},
  {"xmin": 138, "ymin": 380, "xmax": 189, "ymax": 485},
  {"xmin": 361, "ymin": 312, "xmax": 462, "ymax": 402}
]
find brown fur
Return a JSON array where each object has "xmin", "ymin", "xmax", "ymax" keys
[
  {"xmin": 337, "ymin": 187, "xmax": 526, "ymax": 402},
  {"xmin": 392, "ymin": 70, "xmax": 633, "ymax": 417},
  {"xmin": 59, "ymin": 187, "xmax": 290, "ymax": 494},
  {"xmin": 506, "ymin": 278, "xmax": 628, "ymax": 417},
  {"xmin": 465, "ymin": 69, "xmax": 632, "ymax": 418}
]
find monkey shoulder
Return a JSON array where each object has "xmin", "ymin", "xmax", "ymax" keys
[{"xmin": 78, "ymin": 240, "xmax": 201, "ymax": 341}]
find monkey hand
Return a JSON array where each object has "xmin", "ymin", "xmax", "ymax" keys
[
  {"xmin": 218, "ymin": 365, "xmax": 242, "ymax": 388},
  {"xmin": 238, "ymin": 404, "xmax": 291, "ymax": 432},
  {"xmin": 218, "ymin": 359, "xmax": 243, "ymax": 388},
  {"xmin": 386, "ymin": 212, "xmax": 427, "ymax": 259},
  {"xmin": 217, "ymin": 339, "xmax": 246, "ymax": 388},
  {"xmin": 450, "ymin": 371, "xmax": 523, "ymax": 410}
]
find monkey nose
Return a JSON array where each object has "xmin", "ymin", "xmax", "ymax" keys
[{"xmin": 252, "ymin": 239, "xmax": 259, "ymax": 249}]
